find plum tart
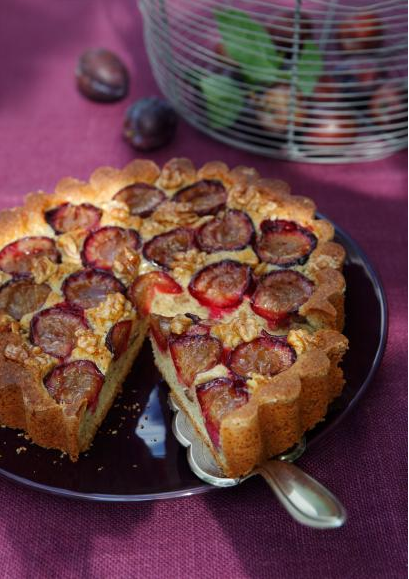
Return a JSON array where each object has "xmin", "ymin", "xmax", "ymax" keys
[{"xmin": 0, "ymin": 158, "xmax": 348, "ymax": 476}]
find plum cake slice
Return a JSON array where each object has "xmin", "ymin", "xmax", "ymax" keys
[
  {"xmin": 150, "ymin": 313, "xmax": 347, "ymax": 477},
  {"xmin": 0, "ymin": 157, "xmax": 348, "ymax": 475}
]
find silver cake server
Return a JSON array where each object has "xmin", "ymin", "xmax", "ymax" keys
[{"xmin": 169, "ymin": 396, "xmax": 346, "ymax": 529}]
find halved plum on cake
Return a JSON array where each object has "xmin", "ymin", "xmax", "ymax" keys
[
  {"xmin": 196, "ymin": 377, "xmax": 248, "ymax": 448},
  {"xmin": 228, "ymin": 333, "xmax": 296, "ymax": 378},
  {"xmin": 169, "ymin": 334, "xmax": 223, "ymax": 387},
  {"xmin": 45, "ymin": 203, "xmax": 102, "ymax": 234},
  {"xmin": 143, "ymin": 227, "xmax": 195, "ymax": 269},
  {"xmin": 0, "ymin": 236, "xmax": 60, "ymax": 276},
  {"xmin": 196, "ymin": 209, "xmax": 255, "ymax": 253},
  {"xmin": 128, "ymin": 271, "xmax": 182, "ymax": 316},
  {"xmin": 255, "ymin": 220, "xmax": 317, "ymax": 267},
  {"xmin": 251, "ymin": 270, "xmax": 314, "ymax": 328},
  {"xmin": 113, "ymin": 183, "xmax": 166, "ymax": 217},
  {"xmin": 173, "ymin": 179, "xmax": 227, "ymax": 216},
  {"xmin": 188, "ymin": 260, "xmax": 251, "ymax": 310}
]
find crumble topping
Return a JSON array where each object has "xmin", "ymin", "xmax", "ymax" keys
[
  {"xmin": 30, "ymin": 256, "xmax": 59, "ymax": 284},
  {"xmin": 100, "ymin": 199, "xmax": 142, "ymax": 230},
  {"xmin": 171, "ymin": 249, "xmax": 207, "ymax": 284},
  {"xmin": 156, "ymin": 158, "xmax": 196, "ymax": 190},
  {"xmin": 169, "ymin": 314, "xmax": 193, "ymax": 335},
  {"xmin": 86, "ymin": 292, "xmax": 135, "ymax": 334},
  {"xmin": 141, "ymin": 201, "xmax": 199, "ymax": 238},
  {"xmin": 56, "ymin": 231, "xmax": 86, "ymax": 263},
  {"xmin": 211, "ymin": 308, "xmax": 264, "ymax": 349},
  {"xmin": 70, "ymin": 329, "xmax": 112, "ymax": 372},
  {"xmin": 112, "ymin": 246, "xmax": 141, "ymax": 285},
  {"xmin": 228, "ymin": 182, "xmax": 279, "ymax": 222},
  {"xmin": 0, "ymin": 314, "xmax": 20, "ymax": 333},
  {"xmin": 74, "ymin": 328, "xmax": 101, "ymax": 356},
  {"xmin": 4, "ymin": 341, "xmax": 55, "ymax": 374},
  {"xmin": 287, "ymin": 328, "xmax": 313, "ymax": 356}
]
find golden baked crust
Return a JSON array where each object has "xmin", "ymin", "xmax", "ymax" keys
[{"xmin": 0, "ymin": 157, "xmax": 348, "ymax": 473}]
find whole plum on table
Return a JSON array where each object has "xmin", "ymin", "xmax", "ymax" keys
[
  {"xmin": 337, "ymin": 12, "xmax": 383, "ymax": 53},
  {"xmin": 123, "ymin": 97, "xmax": 178, "ymax": 151},
  {"xmin": 76, "ymin": 48, "xmax": 129, "ymax": 102}
]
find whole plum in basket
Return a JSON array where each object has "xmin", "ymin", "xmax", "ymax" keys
[
  {"xmin": 337, "ymin": 12, "xmax": 384, "ymax": 53},
  {"xmin": 369, "ymin": 82, "xmax": 408, "ymax": 127}
]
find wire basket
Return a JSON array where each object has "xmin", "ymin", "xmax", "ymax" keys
[{"xmin": 140, "ymin": 0, "xmax": 408, "ymax": 163}]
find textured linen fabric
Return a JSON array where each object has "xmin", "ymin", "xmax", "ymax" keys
[{"xmin": 0, "ymin": 1, "xmax": 407, "ymax": 578}]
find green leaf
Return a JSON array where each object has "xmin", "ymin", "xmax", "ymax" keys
[
  {"xmin": 297, "ymin": 41, "xmax": 324, "ymax": 96},
  {"xmin": 215, "ymin": 8, "xmax": 283, "ymax": 85},
  {"xmin": 200, "ymin": 73, "xmax": 244, "ymax": 129}
]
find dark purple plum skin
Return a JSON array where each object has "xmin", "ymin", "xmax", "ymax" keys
[
  {"xmin": 196, "ymin": 210, "xmax": 255, "ymax": 253},
  {"xmin": 123, "ymin": 97, "xmax": 178, "ymax": 151},
  {"xmin": 76, "ymin": 48, "xmax": 129, "ymax": 102},
  {"xmin": 173, "ymin": 180, "xmax": 227, "ymax": 216}
]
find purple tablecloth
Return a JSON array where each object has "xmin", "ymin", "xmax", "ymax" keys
[{"xmin": 0, "ymin": 1, "xmax": 407, "ymax": 577}]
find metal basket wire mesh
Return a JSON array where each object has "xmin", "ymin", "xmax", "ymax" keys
[{"xmin": 140, "ymin": 0, "xmax": 408, "ymax": 162}]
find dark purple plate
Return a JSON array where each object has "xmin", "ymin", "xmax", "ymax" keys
[{"xmin": 0, "ymin": 219, "xmax": 387, "ymax": 501}]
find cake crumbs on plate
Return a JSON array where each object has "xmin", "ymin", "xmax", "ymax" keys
[
  {"xmin": 16, "ymin": 446, "xmax": 27, "ymax": 454},
  {"xmin": 111, "ymin": 430, "xmax": 118, "ymax": 435}
]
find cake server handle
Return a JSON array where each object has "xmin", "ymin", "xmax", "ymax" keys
[{"xmin": 255, "ymin": 460, "xmax": 346, "ymax": 529}]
